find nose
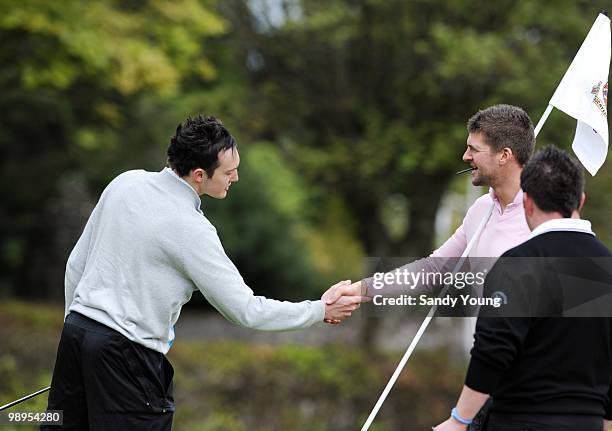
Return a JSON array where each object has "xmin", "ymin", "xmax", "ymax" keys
[
  {"xmin": 233, "ymin": 171, "xmax": 239, "ymax": 183},
  {"xmin": 462, "ymin": 148, "xmax": 472, "ymax": 162}
]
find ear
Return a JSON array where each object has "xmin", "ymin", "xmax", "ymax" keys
[
  {"xmin": 579, "ymin": 192, "xmax": 586, "ymax": 212},
  {"xmin": 499, "ymin": 147, "xmax": 514, "ymax": 166},
  {"xmin": 191, "ymin": 168, "xmax": 206, "ymax": 184}
]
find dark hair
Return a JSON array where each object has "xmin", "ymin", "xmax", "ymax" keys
[
  {"xmin": 467, "ymin": 104, "xmax": 535, "ymax": 165},
  {"xmin": 167, "ymin": 115, "xmax": 237, "ymax": 178},
  {"xmin": 520, "ymin": 145, "xmax": 584, "ymax": 218}
]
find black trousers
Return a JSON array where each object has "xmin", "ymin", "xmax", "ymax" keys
[
  {"xmin": 486, "ymin": 412, "xmax": 603, "ymax": 431},
  {"xmin": 41, "ymin": 312, "xmax": 174, "ymax": 430}
]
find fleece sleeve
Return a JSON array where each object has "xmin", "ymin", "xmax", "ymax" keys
[
  {"xmin": 362, "ymin": 222, "xmax": 468, "ymax": 297},
  {"xmin": 181, "ymin": 223, "xmax": 325, "ymax": 331}
]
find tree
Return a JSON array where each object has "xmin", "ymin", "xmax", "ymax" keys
[
  {"xmin": 220, "ymin": 0, "xmax": 606, "ymax": 258},
  {"xmin": 0, "ymin": 0, "xmax": 227, "ymax": 298}
]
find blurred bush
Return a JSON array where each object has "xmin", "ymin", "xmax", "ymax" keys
[
  {"xmin": 203, "ymin": 143, "xmax": 364, "ymax": 301},
  {"xmin": 1, "ymin": 0, "xmax": 610, "ymax": 310},
  {"xmin": 0, "ymin": 301, "xmax": 463, "ymax": 431}
]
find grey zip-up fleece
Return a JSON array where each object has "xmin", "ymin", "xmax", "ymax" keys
[{"xmin": 66, "ymin": 168, "xmax": 325, "ymax": 353}]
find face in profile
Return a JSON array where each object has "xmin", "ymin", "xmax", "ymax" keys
[
  {"xmin": 203, "ymin": 148, "xmax": 240, "ymax": 199},
  {"xmin": 462, "ymin": 132, "xmax": 499, "ymax": 187}
]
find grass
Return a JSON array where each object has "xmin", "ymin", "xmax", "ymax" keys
[{"xmin": 0, "ymin": 300, "xmax": 464, "ymax": 430}]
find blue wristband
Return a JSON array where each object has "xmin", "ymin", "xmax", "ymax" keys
[{"xmin": 451, "ymin": 407, "xmax": 473, "ymax": 425}]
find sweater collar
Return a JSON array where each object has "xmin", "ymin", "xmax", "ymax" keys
[
  {"xmin": 161, "ymin": 167, "xmax": 202, "ymax": 211},
  {"xmin": 529, "ymin": 218, "xmax": 595, "ymax": 240}
]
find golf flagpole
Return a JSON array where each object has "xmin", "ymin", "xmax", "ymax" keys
[
  {"xmin": 534, "ymin": 104, "xmax": 554, "ymax": 137},
  {"xmin": 0, "ymin": 386, "xmax": 50, "ymax": 412},
  {"xmin": 360, "ymin": 106, "xmax": 565, "ymax": 431},
  {"xmin": 360, "ymin": 12, "xmax": 610, "ymax": 430},
  {"xmin": 360, "ymin": 201, "xmax": 493, "ymax": 431}
]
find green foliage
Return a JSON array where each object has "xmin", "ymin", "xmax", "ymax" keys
[
  {"xmin": 187, "ymin": 411, "xmax": 248, "ymax": 431},
  {"xmin": 203, "ymin": 144, "xmax": 326, "ymax": 300},
  {"xmin": 0, "ymin": 0, "xmax": 233, "ymax": 298},
  {"xmin": 1, "ymin": 0, "xmax": 612, "ymax": 303},
  {"xmin": 168, "ymin": 339, "xmax": 463, "ymax": 430},
  {"xmin": 0, "ymin": 0, "xmax": 225, "ymax": 95},
  {"xmin": 583, "ymin": 162, "xmax": 612, "ymax": 246},
  {"xmin": 203, "ymin": 142, "xmax": 365, "ymax": 297},
  {"xmin": 0, "ymin": 300, "xmax": 63, "ymax": 331},
  {"xmin": 2, "ymin": 2, "xmax": 611, "ymax": 428},
  {"xmin": 0, "ymin": 301, "xmax": 60, "ymax": 431},
  {"xmin": 305, "ymin": 198, "xmax": 365, "ymax": 282},
  {"xmin": 221, "ymin": 0, "xmax": 610, "ymax": 256},
  {"xmin": 0, "ymin": 301, "xmax": 464, "ymax": 431}
]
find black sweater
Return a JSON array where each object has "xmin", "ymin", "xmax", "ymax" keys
[{"xmin": 465, "ymin": 231, "xmax": 612, "ymax": 419}]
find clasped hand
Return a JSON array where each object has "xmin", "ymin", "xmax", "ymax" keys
[{"xmin": 321, "ymin": 280, "xmax": 370, "ymax": 324}]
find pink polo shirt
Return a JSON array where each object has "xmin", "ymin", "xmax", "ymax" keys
[
  {"xmin": 432, "ymin": 188, "xmax": 530, "ymax": 259},
  {"xmin": 365, "ymin": 188, "xmax": 531, "ymax": 296}
]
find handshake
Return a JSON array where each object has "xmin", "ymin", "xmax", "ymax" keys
[{"xmin": 321, "ymin": 280, "xmax": 371, "ymax": 325}]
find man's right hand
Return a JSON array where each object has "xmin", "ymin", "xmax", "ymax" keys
[
  {"xmin": 321, "ymin": 280, "xmax": 370, "ymax": 324},
  {"xmin": 322, "ymin": 280, "xmax": 366, "ymax": 305}
]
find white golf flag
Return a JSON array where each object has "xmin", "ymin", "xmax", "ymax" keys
[{"xmin": 549, "ymin": 13, "xmax": 610, "ymax": 176}]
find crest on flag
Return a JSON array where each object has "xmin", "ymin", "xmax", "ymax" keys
[{"xmin": 592, "ymin": 80, "xmax": 608, "ymax": 117}]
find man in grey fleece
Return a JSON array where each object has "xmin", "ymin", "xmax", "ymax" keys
[{"xmin": 43, "ymin": 115, "xmax": 365, "ymax": 431}]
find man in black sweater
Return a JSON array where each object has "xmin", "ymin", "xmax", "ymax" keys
[{"xmin": 434, "ymin": 146, "xmax": 612, "ymax": 431}]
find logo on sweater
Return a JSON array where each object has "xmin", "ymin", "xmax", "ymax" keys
[{"xmin": 490, "ymin": 291, "xmax": 508, "ymax": 305}]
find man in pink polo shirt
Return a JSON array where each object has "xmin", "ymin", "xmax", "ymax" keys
[{"xmin": 323, "ymin": 104, "xmax": 535, "ymax": 306}]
